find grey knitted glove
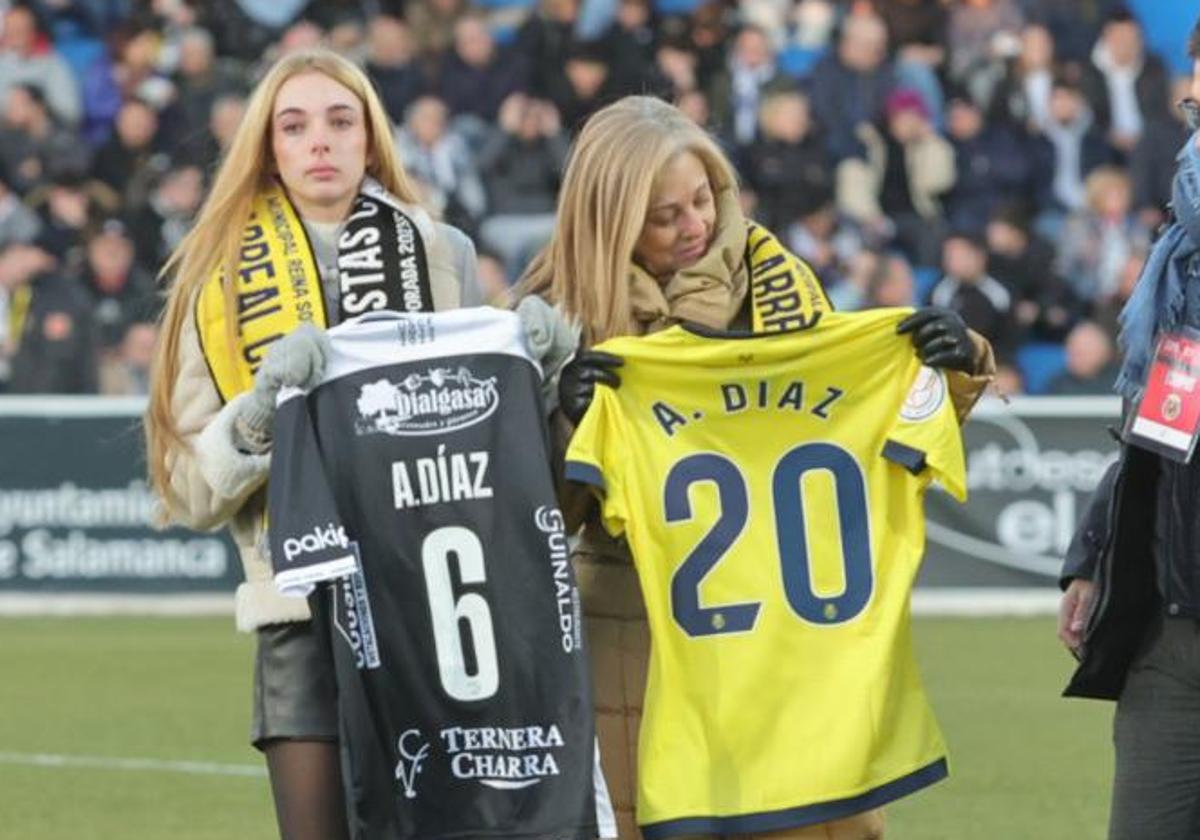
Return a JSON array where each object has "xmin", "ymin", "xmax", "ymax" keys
[
  {"xmin": 515, "ymin": 295, "xmax": 580, "ymax": 414},
  {"xmin": 234, "ymin": 322, "xmax": 332, "ymax": 452}
]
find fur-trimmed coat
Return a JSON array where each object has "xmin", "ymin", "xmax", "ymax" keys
[{"xmin": 168, "ymin": 217, "xmax": 481, "ymax": 632}]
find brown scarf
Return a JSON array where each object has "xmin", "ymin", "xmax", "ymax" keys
[{"xmin": 628, "ymin": 187, "xmax": 750, "ymax": 335}]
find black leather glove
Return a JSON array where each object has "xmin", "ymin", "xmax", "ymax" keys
[
  {"xmin": 896, "ymin": 307, "xmax": 975, "ymax": 373},
  {"xmin": 558, "ymin": 350, "xmax": 624, "ymax": 425}
]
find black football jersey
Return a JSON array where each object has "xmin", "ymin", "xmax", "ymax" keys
[{"xmin": 267, "ymin": 308, "xmax": 614, "ymax": 840}]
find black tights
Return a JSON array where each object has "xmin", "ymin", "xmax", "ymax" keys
[{"xmin": 263, "ymin": 739, "xmax": 350, "ymax": 840}]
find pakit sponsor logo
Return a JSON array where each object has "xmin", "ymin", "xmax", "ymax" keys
[
  {"xmin": 282, "ymin": 522, "xmax": 349, "ymax": 563},
  {"xmin": 355, "ymin": 368, "xmax": 499, "ymax": 436}
]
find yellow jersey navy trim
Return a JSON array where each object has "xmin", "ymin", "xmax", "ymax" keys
[
  {"xmin": 565, "ymin": 460, "xmax": 606, "ymax": 493},
  {"xmin": 881, "ymin": 439, "xmax": 928, "ymax": 475},
  {"xmin": 639, "ymin": 758, "xmax": 948, "ymax": 839},
  {"xmin": 679, "ymin": 311, "xmax": 823, "ymax": 340}
]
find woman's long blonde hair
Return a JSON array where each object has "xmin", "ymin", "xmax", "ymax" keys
[
  {"xmin": 519, "ymin": 95, "xmax": 738, "ymax": 343},
  {"xmin": 146, "ymin": 49, "xmax": 419, "ymax": 513}
]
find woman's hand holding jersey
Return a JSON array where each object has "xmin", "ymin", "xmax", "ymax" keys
[
  {"xmin": 897, "ymin": 307, "xmax": 975, "ymax": 373},
  {"xmin": 234, "ymin": 323, "xmax": 333, "ymax": 453},
  {"xmin": 557, "ymin": 350, "xmax": 624, "ymax": 425}
]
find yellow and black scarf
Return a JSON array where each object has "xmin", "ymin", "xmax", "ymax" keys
[{"xmin": 195, "ymin": 180, "xmax": 434, "ymax": 402}]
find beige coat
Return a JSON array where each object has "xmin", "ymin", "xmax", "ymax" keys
[
  {"xmin": 540, "ymin": 206, "xmax": 994, "ymax": 838},
  {"xmin": 836, "ymin": 123, "xmax": 957, "ymax": 224},
  {"xmin": 167, "ymin": 217, "xmax": 481, "ymax": 632}
]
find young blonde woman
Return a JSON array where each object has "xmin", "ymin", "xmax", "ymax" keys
[
  {"xmin": 145, "ymin": 50, "xmax": 480, "ymax": 840},
  {"xmin": 519, "ymin": 95, "xmax": 995, "ymax": 840}
]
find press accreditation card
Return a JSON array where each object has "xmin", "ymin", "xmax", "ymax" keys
[{"xmin": 1126, "ymin": 328, "xmax": 1200, "ymax": 462}]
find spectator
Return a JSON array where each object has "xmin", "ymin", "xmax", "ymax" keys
[
  {"xmin": 1080, "ymin": 10, "xmax": 1172, "ymax": 157},
  {"xmin": 99, "ymin": 320, "xmax": 158, "ymax": 396},
  {"xmin": 0, "ymin": 162, "xmax": 41, "ymax": 250},
  {"xmin": 707, "ymin": 25, "xmax": 784, "ymax": 147},
  {"xmin": 395, "ymin": 96, "xmax": 487, "ymax": 231},
  {"xmin": 929, "ymin": 230, "xmax": 1017, "ymax": 360},
  {"xmin": 946, "ymin": 0, "xmax": 1024, "ymax": 101},
  {"xmin": 90, "ymin": 98, "xmax": 165, "ymax": 211},
  {"xmin": 271, "ymin": 19, "xmax": 327, "ymax": 59},
  {"xmin": 81, "ymin": 219, "xmax": 159, "ymax": 350},
  {"xmin": 789, "ymin": 0, "xmax": 838, "ymax": 51},
  {"xmin": 26, "ymin": 168, "xmax": 120, "ymax": 274},
  {"xmin": 943, "ymin": 89, "xmax": 1040, "ymax": 233},
  {"xmin": 0, "ymin": 5, "xmax": 82, "ymax": 126},
  {"xmin": 112, "ymin": 25, "xmax": 176, "ymax": 108},
  {"xmin": 128, "ymin": 163, "xmax": 204, "ymax": 275},
  {"xmin": 160, "ymin": 27, "xmax": 244, "ymax": 160},
  {"xmin": 364, "ymin": 16, "xmax": 426, "ymax": 126},
  {"xmin": 516, "ymin": 0, "xmax": 580, "ymax": 103},
  {"xmin": 204, "ymin": 0, "xmax": 305, "ymax": 61},
  {"xmin": 438, "ymin": 14, "xmax": 526, "ymax": 125},
  {"xmin": 828, "ymin": 247, "xmax": 882, "ymax": 310},
  {"xmin": 477, "ymin": 95, "xmax": 568, "ymax": 277},
  {"xmin": 835, "ymin": 87, "xmax": 956, "ymax": 266},
  {"xmin": 324, "ymin": 13, "xmax": 368, "ymax": 61},
  {"xmin": 474, "ymin": 249, "xmax": 511, "ymax": 306},
  {"xmin": 785, "ymin": 201, "xmax": 863, "ymax": 290},
  {"xmin": 407, "ymin": 0, "xmax": 471, "ymax": 61},
  {"xmin": 872, "ymin": 0, "xmax": 947, "ymax": 72},
  {"xmin": 1047, "ymin": 319, "xmax": 1120, "ymax": 395},
  {"xmin": 1038, "ymin": 74, "xmax": 1113, "ymax": 217},
  {"xmin": 986, "ymin": 205, "xmax": 1080, "ymax": 342},
  {"xmin": 1093, "ymin": 244, "xmax": 1146, "ymax": 340},
  {"xmin": 741, "ymin": 88, "xmax": 832, "ymax": 233},
  {"xmin": 1057, "ymin": 165, "xmax": 1149, "ymax": 305},
  {"xmin": 652, "ymin": 37, "xmax": 702, "ymax": 100},
  {"xmin": 0, "ymin": 239, "xmax": 98, "ymax": 394},
  {"xmin": 676, "ymin": 88, "xmax": 713, "ymax": 130},
  {"xmin": 554, "ymin": 39, "xmax": 620, "ymax": 132},
  {"xmin": 866, "ymin": 252, "xmax": 917, "ymax": 308},
  {"xmin": 1036, "ymin": 0, "xmax": 1124, "ymax": 66},
  {"xmin": 809, "ymin": 12, "xmax": 897, "ymax": 162},
  {"xmin": 990, "ymin": 23, "xmax": 1056, "ymax": 131},
  {"xmin": 603, "ymin": 0, "xmax": 658, "ymax": 92},
  {"xmin": 0, "ymin": 84, "xmax": 85, "ymax": 195}
]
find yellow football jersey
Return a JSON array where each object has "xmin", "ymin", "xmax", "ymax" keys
[{"xmin": 564, "ymin": 308, "xmax": 966, "ymax": 838}]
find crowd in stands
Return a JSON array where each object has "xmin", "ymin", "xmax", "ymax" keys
[{"xmin": 0, "ymin": 0, "xmax": 1190, "ymax": 396}]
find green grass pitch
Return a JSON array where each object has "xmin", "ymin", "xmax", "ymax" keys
[{"xmin": 0, "ymin": 616, "xmax": 1112, "ymax": 839}]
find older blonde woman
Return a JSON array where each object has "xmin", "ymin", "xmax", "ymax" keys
[
  {"xmin": 519, "ymin": 95, "xmax": 994, "ymax": 840},
  {"xmin": 145, "ymin": 49, "xmax": 480, "ymax": 840}
]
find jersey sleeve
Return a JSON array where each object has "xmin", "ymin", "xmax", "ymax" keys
[
  {"xmin": 881, "ymin": 366, "xmax": 967, "ymax": 502},
  {"xmin": 562, "ymin": 385, "xmax": 629, "ymax": 537},
  {"xmin": 267, "ymin": 392, "xmax": 359, "ymax": 596}
]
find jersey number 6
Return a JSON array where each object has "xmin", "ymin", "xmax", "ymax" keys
[
  {"xmin": 664, "ymin": 442, "xmax": 872, "ymax": 636},
  {"xmin": 422, "ymin": 526, "xmax": 500, "ymax": 701}
]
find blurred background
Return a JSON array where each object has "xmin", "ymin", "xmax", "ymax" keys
[{"xmin": 0, "ymin": 0, "xmax": 1187, "ymax": 836}]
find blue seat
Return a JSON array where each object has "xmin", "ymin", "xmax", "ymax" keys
[
  {"xmin": 475, "ymin": 0, "xmax": 535, "ymax": 9},
  {"xmin": 777, "ymin": 46, "xmax": 824, "ymax": 80},
  {"xmin": 1016, "ymin": 341, "xmax": 1067, "ymax": 395},
  {"xmin": 654, "ymin": 0, "xmax": 704, "ymax": 15},
  {"xmin": 913, "ymin": 267, "xmax": 940, "ymax": 303}
]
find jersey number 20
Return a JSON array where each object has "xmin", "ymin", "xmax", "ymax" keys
[{"xmin": 664, "ymin": 442, "xmax": 872, "ymax": 636}]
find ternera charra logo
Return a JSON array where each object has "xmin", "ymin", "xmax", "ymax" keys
[{"xmin": 355, "ymin": 368, "xmax": 499, "ymax": 436}]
